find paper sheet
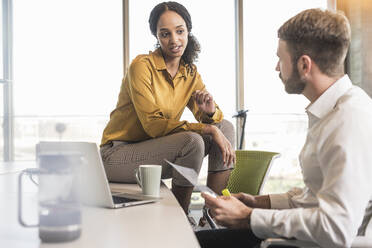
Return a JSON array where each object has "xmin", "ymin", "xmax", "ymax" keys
[{"xmin": 164, "ymin": 159, "xmax": 217, "ymax": 197}]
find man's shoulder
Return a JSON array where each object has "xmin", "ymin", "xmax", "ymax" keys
[
  {"xmin": 313, "ymin": 86, "xmax": 372, "ymax": 149},
  {"xmin": 321, "ymin": 86, "xmax": 372, "ymax": 138},
  {"xmin": 336, "ymin": 86, "xmax": 372, "ymax": 115},
  {"xmin": 315, "ymin": 86, "xmax": 372, "ymax": 135}
]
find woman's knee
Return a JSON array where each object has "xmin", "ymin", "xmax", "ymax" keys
[
  {"xmin": 181, "ymin": 131, "xmax": 205, "ymax": 156},
  {"xmin": 171, "ymin": 132, "xmax": 205, "ymax": 186}
]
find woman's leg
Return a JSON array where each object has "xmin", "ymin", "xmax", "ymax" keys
[
  {"xmin": 206, "ymin": 170, "xmax": 231, "ymax": 195},
  {"xmin": 202, "ymin": 119, "xmax": 236, "ymax": 194},
  {"xmin": 100, "ymin": 131, "xmax": 205, "ymax": 213},
  {"xmin": 171, "ymin": 181, "xmax": 194, "ymax": 214}
]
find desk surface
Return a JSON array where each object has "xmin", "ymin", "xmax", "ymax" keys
[{"xmin": 0, "ymin": 162, "xmax": 200, "ymax": 248}]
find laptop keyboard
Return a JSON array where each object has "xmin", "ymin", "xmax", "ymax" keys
[{"xmin": 112, "ymin": 196, "xmax": 140, "ymax": 204}]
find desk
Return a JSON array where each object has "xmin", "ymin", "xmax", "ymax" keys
[{"xmin": 0, "ymin": 162, "xmax": 200, "ymax": 248}]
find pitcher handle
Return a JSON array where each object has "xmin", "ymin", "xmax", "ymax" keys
[
  {"xmin": 134, "ymin": 168, "xmax": 142, "ymax": 188},
  {"xmin": 18, "ymin": 168, "xmax": 39, "ymax": 227}
]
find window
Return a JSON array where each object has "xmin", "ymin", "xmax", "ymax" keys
[
  {"xmin": 12, "ymin": 0, "xmax": 123, "ymax": 160},
  {"xmin": 0, "ymin": 84, "xmax": 3, "ymax": 161},
  {"xmin": 1, "ymin": 1, "xmax": 5, "ymax": 161},
  {"xmin": 0, "ymin": 1, "xmax": 3, "ymax": 79},
  {"xmin": 243, "ymin": 1, "xmax": 327, "ymax": 193}
]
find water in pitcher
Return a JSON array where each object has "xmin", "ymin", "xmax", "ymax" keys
[{"xmin": 37, "ymin": 153, "xmax": 82, "ymax": 242}]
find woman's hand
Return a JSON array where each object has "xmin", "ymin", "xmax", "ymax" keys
[
  {"xmin": 203, "ymin": 125, "xmax": 235, "ymax": 166},
  {"xmin": 194, "ymin": 90, "xmax": 216, "ymax": 115},
  {"xmin": 202, "ymin": 193, "xmax": 252, "ymax": 229}
]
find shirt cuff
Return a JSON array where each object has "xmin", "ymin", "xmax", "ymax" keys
[
  {"xmin": 200, "ymin": 106, "xmax": 223, "ymax": 124},
  {"xmin": 250, "ymin": 208, "xmax": 278, "ymax": 239},
  {"xmin": 269, "ymin": 193, "xmax": 291, "ymax": 209},
  {"xmin": 185, "ymin": 122, "xmax": 205, "ymax": 134}
]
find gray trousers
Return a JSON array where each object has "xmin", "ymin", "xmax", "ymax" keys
[{"xmin": 100, "ymin": 119, "xmax": 235, "ymax": 187}]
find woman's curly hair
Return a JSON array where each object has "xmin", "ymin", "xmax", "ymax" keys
[{"xmin": 149, "ymin": 1, "xmax": 201, "ymax": 70}]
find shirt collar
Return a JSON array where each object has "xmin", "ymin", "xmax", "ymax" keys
[
  {"xmin": 306, "ymin": 74, "xmax": 352, "ymax": 122},
  {"xmin": 151, "ymin": 48, "xmax": 187, "ymax": 78},
  {"xmin": 151, "ymin": 48, "xmax": 167, "ymax": 70}
]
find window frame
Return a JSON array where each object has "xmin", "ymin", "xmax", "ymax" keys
[{"xmin": 1, "ymin": 0, "xmax": 14, "ymax": 162}]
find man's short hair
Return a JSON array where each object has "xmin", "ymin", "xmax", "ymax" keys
[{"xmin": 278, "ymin": 8, "xmax": 351, "ymax": 77}]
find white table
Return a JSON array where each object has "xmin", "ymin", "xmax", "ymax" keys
[{"xmin": 0, "ymin": 162, "xmax": 200, "ymax": 248}]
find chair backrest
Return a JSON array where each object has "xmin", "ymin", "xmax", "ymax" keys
[
  {"xmin": 227, "ymin": 150, "xmax": 280, "ymax": 195},
  {"xmin": 358, "ymin": 200, "xmax": 372, "ymax": 236}
]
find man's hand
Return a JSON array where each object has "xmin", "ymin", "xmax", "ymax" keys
[
  {"xmin": 202, "ymin": 192, "xmax": 252, "ymax": 229},
  {"xmin": 202, "ymin": 125, "xmax": 235, "ymax": 166},
  {"xmin": 232, "ymin": 193, "xmax": 271, "ymax": 209},
  {"xmin": 232, "ymin": 193, "xmax": 257, "ymax": 207},
  {"xmin": 194, "ymin": 90, "xmax": 216, "ymax": 115}
]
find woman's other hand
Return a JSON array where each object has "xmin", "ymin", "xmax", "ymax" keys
[
  {"xmin": 203, "ymin": 125, "xmax": 235, "ymax": 166},
  {"xmin": 194, "ymin": 90, "xmax": 216, "ymax": 115}
]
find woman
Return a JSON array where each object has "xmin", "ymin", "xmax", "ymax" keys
[{"xmin": 100, "ymin": 1, "xmax": 235, "ymax": 217}]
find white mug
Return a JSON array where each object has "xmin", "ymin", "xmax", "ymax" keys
[{"xmin": 135, "ymin": 165, "xmax": 162, "ymax": 197}]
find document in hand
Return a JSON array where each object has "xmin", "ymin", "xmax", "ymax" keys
[{"xmin": 164, "ymin": 159, "xmax": 217, "ymax": 197}]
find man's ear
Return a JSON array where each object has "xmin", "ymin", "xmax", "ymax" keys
[{"xmin": 297, "ymin": 55, "xmax": 312, "ymax": 76}]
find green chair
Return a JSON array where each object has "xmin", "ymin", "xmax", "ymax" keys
[
  {"xmin": 227, "ymin": 150, "xmax": 280, "ymax": 195},
  {"xmin": 203, "ymin": 150, "xmax": 280, "ymax": 229}
]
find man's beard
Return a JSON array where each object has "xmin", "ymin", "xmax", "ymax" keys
[{"xmin": 280, "ymin": 67, "xmax": 306, "ymax": 94}]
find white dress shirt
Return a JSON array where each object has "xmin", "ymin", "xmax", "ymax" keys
[{"xmin": 250, "ymin": 75, "xmax": 372, "ymax": 248}]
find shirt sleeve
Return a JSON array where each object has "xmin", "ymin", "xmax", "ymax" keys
[
  {"xmin": 127, "ymin": 60, "xmax": 205, "ymax": 138},
  {"xmin": 269, "ymin": 187, "xmax": 307, "ymax": 209},
  {"xmin": 186, "ymin": 73, "xmax": 223, "ymax": 124},
  {"xmin": 251, "ymin": 113, "xmax": 372, "ymax": 247}
]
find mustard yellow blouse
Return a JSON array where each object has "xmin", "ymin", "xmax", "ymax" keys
[{"xmin": 101, "ymin": 48, "xmax": 223, "ymax": 146}]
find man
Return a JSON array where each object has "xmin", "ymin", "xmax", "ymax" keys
[{"xmin": 196, "ymin": 8, "xmax": 372, "ymax": 248}]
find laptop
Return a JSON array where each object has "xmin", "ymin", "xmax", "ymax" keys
[{"xmin": 36, "ymin": 141, "xmax": 157, "ymax": 208}]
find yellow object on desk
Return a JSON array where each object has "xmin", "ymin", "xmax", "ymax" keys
[{"xmin": 222, "ymin": 188, "xmax": 231, "ymax": 196}]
